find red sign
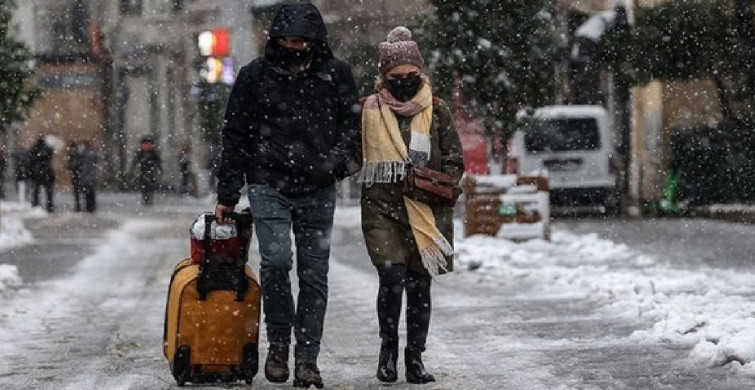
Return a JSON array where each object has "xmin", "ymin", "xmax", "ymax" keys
[
  {"xmin": 211, "ymin": 29, "xmax": 230, "ymax": 57},
  {"xmin": 198, "ymin": 29, "xmax": 231, "ymax": 57}
]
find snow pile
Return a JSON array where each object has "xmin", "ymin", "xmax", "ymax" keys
[
  {"xmin": 632, "ymin": 290, "xmax": 755, "ymax": 375},
  {"xmin": 0, "ymin": 200, "xmax": 48, "ymax": 217},
  {"xmin": 0, "ymin": 201, "xmax": 39, "ymax": 293},
  {"xmin": 456, "ymin": 228, "xmax": 755, "ymax": 374},
  {"xmin": 0, "ymin": 200, "xmax": 45, "ymax": 252},
  {"xmin": 0, "ymin": 212, "xmax": 34, "ymax": 252},
  {"xmin": 0, "ymin": 265, "xmax": 21, "ymax": 293}
]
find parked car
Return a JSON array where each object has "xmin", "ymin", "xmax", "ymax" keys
[{"xmin": 506, "ymin": 105, "xmax": 620, "ymax": 214}]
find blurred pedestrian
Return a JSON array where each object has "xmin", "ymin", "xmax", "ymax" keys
[
  {"xmin": 28, "ymin": 136, "xmax": 56, "ymax": 212},
  {"xmin": 66, "ymin": 141, "xmax": 82, "ymax": 211},
  {"xmin": 358, "ymin": 26, "xmax": 465, "ymax": 384},
  {"xmin": 214, "ymin": 3, "xmax": 360, "ymax": 388},
  {"xmin": 130, "ymin": 136, "xmax": 162, "ymax": 206},
  {"xmin": 177, "ymin": 142, "xmax": 191, "ymax": 195},
  {"xmin": 77, "ymin": 141, "xmax": 98, "ymax": 212},
  {"xmin": 12, "ymin": 149, "xmax": 29, "ymax": 203},
  {"xmin": 0, "ymin": 143, "xmax": 6, "ymax": 199}
]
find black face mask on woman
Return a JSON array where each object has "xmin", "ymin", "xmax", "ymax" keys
[
  {"xmin": 269, "ymin": 44, "xmax": 312, "ymax": 68},
  {"xmin": 386, "ymin": 75, "xmax": 423, "ymax": 102}
]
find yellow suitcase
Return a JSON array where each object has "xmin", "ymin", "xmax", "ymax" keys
[{"xmin": 163, "ymin": 213, "xmax": 260, "ymax": 386}]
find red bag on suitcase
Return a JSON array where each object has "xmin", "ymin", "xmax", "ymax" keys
[{"xmin": 189, "ymin": 211, "xmax": 252, "ymax": 264}]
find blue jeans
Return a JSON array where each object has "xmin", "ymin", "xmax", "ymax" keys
[{"xmin": 247, "ymin": 183, "xmax": 336, "ymax": 364}]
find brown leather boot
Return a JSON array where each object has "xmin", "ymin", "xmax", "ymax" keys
[
  {"xmin": 293, "ymin": 362, "xmax": 323, "ymax": 388},
  {"xmin": 264, "ymin": 345, "xmax": 289, "ymax": 383}
]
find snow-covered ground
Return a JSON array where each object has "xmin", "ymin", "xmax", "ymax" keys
[
  {"xmin": 0, "ymin": 201, "xmax": 43, "ymax": 251},
  {"xmin": 1, "ymin": 200, "xmax": 753, "ymax": 388},
  {"xmin": 453, "ymin": 225, "xmax": 755, "ymax": 376},
  {"xmin": 336, "ymin": 205, "xmax": 755, "ymax": 376},
  {"xmin": 0, "ymin": 201, "xmax": 47, "ymax": 293}
]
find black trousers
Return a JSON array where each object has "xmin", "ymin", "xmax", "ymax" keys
[
  {"xmin": 376, "ymin": 264, "xmax": 432, "ymax": 352},
  {"xmin": 31, "ymin": 182, "xmax": 54, "ymax": 212},
  {"xmin": 81, "ymin": 184, "xmax": 96, "ymax": 212},
  {"xmin": 71, "ymin": 181, "xmax": 81, "ymax": 211},
  {"xmin": 141, "ymin": 190, "xmax": 154, "ymax": 206},
  {"xmin": 140, "ymin": 181, "xmax": 156, "ymax": 206}
]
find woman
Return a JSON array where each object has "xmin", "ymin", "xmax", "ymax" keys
[{"xmin": 358, "ymin": 26, "xmax": 465, "ymax": 384}]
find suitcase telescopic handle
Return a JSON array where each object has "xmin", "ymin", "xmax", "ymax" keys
[
  {"xmin": 198, "ymin": 210, "xmax": 252, "ymax": 301},
  {"xmin": 203, "ymin": 211, "xmax": 252, "ymax": 242},
  {"xmin": 201, "ymin": 209, "xmax": 253, "ymax": 259}
]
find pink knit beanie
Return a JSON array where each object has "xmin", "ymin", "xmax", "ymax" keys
[{"xmin": 378, "ymin": 26, "xmax": 424, "ymax": 74}]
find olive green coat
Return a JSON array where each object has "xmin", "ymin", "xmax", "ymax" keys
[{"xmin": 360, "ymin": 98, "xmax": 465, "ymax": 275}]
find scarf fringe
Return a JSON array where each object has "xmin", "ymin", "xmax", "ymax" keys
[
  {"xmin": 357, "ymin": 161, "xmax": 406, "ymax": 184},
  {"xmin": 419, "ymin": 236, "xmax": 453, "ymax": 276}
]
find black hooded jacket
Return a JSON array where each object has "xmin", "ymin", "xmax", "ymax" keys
[{"xmin": 217, "ymin": 4, "xmax": 361, "ymax": 206}]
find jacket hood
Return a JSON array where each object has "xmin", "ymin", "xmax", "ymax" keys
[
  {"xmin": 265, "ymin": 4, "xmax": 333, "ymax": 62},
  {"xmin": 268, "ymin": 4, "xmax": 328, "ymax": 41}
]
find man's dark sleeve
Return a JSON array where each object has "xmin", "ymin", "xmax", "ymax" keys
[
  {"xmin": 217, "ymin": 64, "xmax": 256, "ymax": 206},
  {"xmin": 331, "ymin": 62, "xmax": 362, "ymax": 180}
]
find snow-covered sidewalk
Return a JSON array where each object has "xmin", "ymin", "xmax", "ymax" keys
[
  {"xmin": 0, "ymin": 201, "xmax": 47, "ymax": 293},
  {"xmin": 455, "ymin": 226, "xmax": 755, "ymax": 376},
  {"xmin": 1, "ymin": 200, "xmax": 754, "ymax": 389}
]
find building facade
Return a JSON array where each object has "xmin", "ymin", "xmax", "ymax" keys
[
  {"xmin": 12, "ymin": 0, "xmax": 734, "ymax": 206},
  {"xmin": 95, "ymin": 0, "xmax": 193, "ymax": 189},
  {"xmin": 11, "ymin": 0, "xmax": 257, "ymax": 191},
  {"xmin": 561, "ymin": 0, "xmax": 733, "ymax": 208}
]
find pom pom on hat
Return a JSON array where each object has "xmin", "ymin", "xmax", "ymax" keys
[
  {"xmin": 378, "ymin": 26, "xmax": 424, "ymax": 74},
  {"xmin": 387, "ymin": 26, "xmax": 412, "ymax": 43}
]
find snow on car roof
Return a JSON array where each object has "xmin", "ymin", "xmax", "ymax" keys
[{"xmin": 532, "ymin": 105, "xmax": 608, "ymax": 118}]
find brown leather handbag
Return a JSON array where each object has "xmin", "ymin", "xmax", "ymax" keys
[{"xmin": 403, "ymin": 164, "xmax": 457, "ymax": 206}]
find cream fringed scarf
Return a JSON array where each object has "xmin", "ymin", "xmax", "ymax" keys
[{"xmin": 358, "ymin": 82, "xmax": 453, "ymax": 275}]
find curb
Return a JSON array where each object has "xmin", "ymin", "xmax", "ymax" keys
[{"xmin": 690, "ymin": 206, "xmax": 755, "ymax": 224}]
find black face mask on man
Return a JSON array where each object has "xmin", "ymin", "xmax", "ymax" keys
[
  {"xmin": 386, "ymin": 75, "xmax": 422, "ymax": 102},
  {"xmin": 270, "ymin": 43, "xmax": 312, "ymax": 68}
]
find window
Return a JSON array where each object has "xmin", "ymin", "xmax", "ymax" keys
[
  {"xmin": 52, "ymin": 18, "xmax": 68, "ymax": 54},
  {"xmin": 120, "ymin": 0, "xmax": 142, "ymax": 16},
  {"xmin": 524, "ymin": 118, "xmax": 601, "ymax": 152},
  {"xmin": 72, "ymin": 0, "xmax": 88, "ymax": 45}
]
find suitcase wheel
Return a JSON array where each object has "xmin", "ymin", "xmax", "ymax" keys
[
  {"xmin": 172, "ymin": 345, "xmax": 192, "ymax": 386},
  {"xmin": 241, "ymin": 343, "xmax": 258, "ymax": 382}
]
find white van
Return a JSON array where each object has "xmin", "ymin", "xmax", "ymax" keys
[{"xmin": 507, "ymin": 105, "xmax": 619, "ymax": 214}]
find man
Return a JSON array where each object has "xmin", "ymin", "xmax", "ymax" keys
[
  {"xmin": 28, "ymin": 137, "xmax": 55, "ymax": 212},
  {"xmin": 177, "ymin": 142, "xmax": 191, "ymax": 195},
  {"xmin": 214, "ymin": 3, "xmax": 360, "ymax": 389},
  {"xmin": 0, "ymin": 143, "xmax": 6, "ymax": 199},
  {"xmin": 77, "ymin": 141, "xmax": 98, "ymax": 212},
  {"xmin": 130, "ymin": 136, "xmax": 162, "ymax": 206},
  {"xmin": 66, "ymin": 141, "xmax": 82, "ymax": 211}
]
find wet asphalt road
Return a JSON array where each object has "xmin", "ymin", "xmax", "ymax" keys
[
  {"xmin": 559, "ymin": 217, "xmax": 755, "ymax": 270},
  {"xmin": 1, "ymin": 192, "xmax": 755, "ymax": 389}
]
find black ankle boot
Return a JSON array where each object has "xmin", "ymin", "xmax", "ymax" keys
[
  {"xmin": 376, "ymin": 342, "xmax": 398, "ymax": 382},
  {"xmin": 405, "ymin": 348, "xmax": 435, "ymax": 384}
]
